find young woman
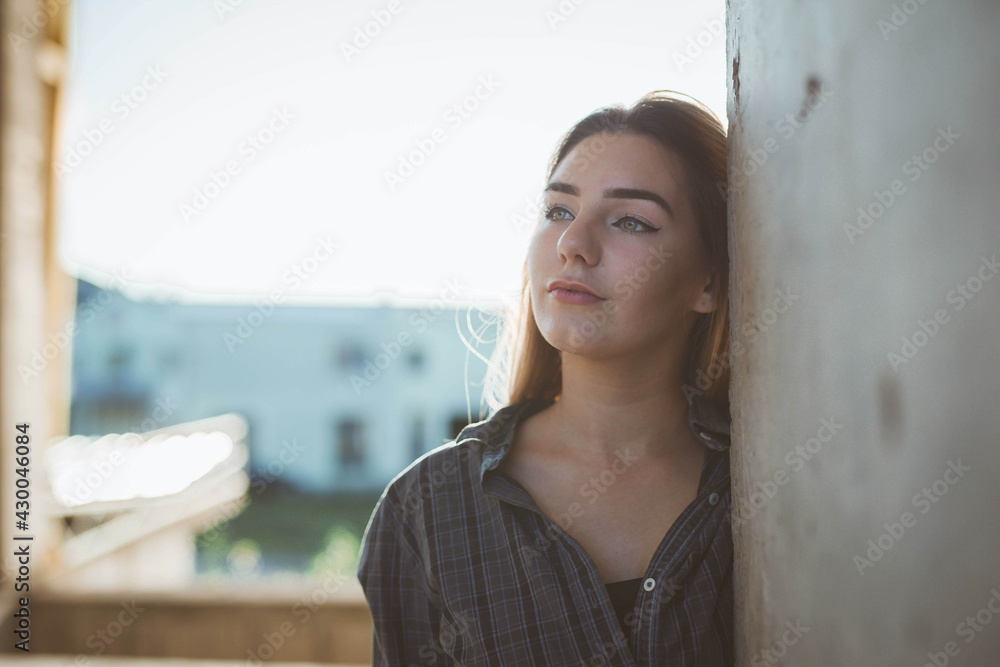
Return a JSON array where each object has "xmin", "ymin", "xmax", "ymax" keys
[{"xmin": 358, "ymin": 90, "xmax": 732, "ymax": 666}]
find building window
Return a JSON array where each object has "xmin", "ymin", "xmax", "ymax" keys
[
  {"xmin": 160, "ymin": 348, "xmax": 182, "ymax": 371},
  {"xmin": 448, "ymin": 414, "xmax": 471, "ymax": 442},
  {"xmin": 337, "ymin": 418, "xmax": 366, "ymax": 469},
  {"xmin": 90, "ymin": 395, "xmax": 148, "ymax": 434},
  {"xmin": 336, "ymin": 344, "xmax": 366, "ymax": 371},
  {"xmin": 107, "ymin": 344, "xmax": 133, "ymax": 374}
]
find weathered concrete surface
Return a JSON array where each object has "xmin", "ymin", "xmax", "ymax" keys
[{"xmin": 726, "ymin": 1, "xmax": 1000, "ymax": 664}]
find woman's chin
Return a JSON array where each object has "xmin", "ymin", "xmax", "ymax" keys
[{"xmin": 541, "ymin": 327, "xmax": 613, "ymax": 356}]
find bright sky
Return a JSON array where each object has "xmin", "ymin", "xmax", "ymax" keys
[{"xmin": 59, "ymin": 0, "xmax": 727, "ymax": 306}]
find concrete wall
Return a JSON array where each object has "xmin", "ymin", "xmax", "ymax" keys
[
  {"xmin": 1, "ymin": 0, "xmax": 73, "ymax": 612},
  {"xmin": 726, "ymin": 1, "xmax": 1000, "ymax": 664}
]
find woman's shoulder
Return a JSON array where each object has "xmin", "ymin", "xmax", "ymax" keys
[
  {"xmin": 380, "ymin": 439, "xmax": 481, "ymax": 509},
  {"xmin": 373, "ymin": 399, "xmax": 547, "ymax": 534},
  {"xmin": 375, "ymin": 429, "xmax": 506, "ymax": 534}
]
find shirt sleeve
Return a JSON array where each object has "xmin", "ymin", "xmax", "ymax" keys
[{"xmin": 357, "ymin": 493, "xmax": 451, "ymax": 666}]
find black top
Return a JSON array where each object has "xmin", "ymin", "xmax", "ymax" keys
[{"xmin": 605, "ymin": 576, "xmax": 644, "ymax": 638}]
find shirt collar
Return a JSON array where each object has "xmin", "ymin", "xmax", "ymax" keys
[{"xmin": 457, "ymin": 392, "xmax": 732, "ymax": 487}]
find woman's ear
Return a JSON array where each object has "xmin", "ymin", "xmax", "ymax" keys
[{"xmin": 692, "ymin": 271, "xmax": 716, "ymax": 314}]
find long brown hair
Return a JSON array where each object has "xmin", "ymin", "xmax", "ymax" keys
[{"xmin": 481, "ymin": 90, "xmax": 730, "ymax": 417}]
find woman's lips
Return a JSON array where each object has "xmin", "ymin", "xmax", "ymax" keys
[{"xmin": 549, "ymin": 288, "xmax": 604, "ymax": 305}]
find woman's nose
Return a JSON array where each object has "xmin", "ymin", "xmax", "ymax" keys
[{"xmin": 556, "ymin": 215, "xmax": 601, "ymax": 266}]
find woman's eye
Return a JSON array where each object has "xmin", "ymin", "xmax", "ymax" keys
[
  {"xmin": 544, "ymin": 206, "xmax": 572, "ymax": 221},
  {"xmin": 543, "ymin": 207, "xmax": 658, "ymax": 234},
  {"xmin": 615, "ymin": 216, "xmax": 657, "ymax": 233}
]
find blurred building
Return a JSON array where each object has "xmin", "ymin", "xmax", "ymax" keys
[{"xmin": 69, "ymin": 278, "xmax": 499, "ymax": 493}]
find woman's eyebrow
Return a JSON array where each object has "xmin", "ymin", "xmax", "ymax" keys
[{"xmin": 544, "ymin": 181, "xmax": 674, "ymax": 219}]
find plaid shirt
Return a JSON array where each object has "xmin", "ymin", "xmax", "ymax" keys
[{"xmin": 357, "ymin": 392, "xmax": 733, "ymax": 666}]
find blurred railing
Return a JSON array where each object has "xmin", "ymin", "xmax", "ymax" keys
[{"xmin": 2, "ymin": 580, "xmax": 372, "ymax": 663}]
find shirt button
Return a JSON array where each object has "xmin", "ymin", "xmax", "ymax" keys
[
  {"xmin": 643, "ymin": 578, "xmax": 656, "ymax": 591},
  {"xmin": 708, "ymin": 492, "xmax": 720, "ymax": 505}
]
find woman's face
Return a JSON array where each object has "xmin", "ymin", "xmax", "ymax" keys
[{"xmin": 527, "ymin": 131, "xmax": 716, "ymax": 360}]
